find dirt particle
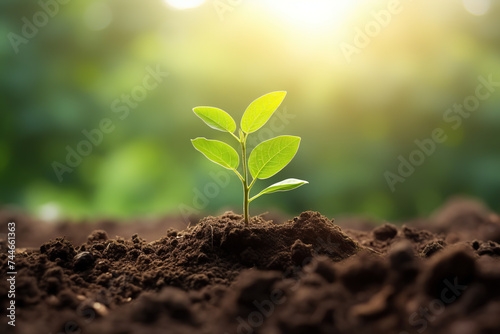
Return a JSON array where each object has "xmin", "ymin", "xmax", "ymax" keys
[
  {"xmin": 46, "ymin": 277, "xmax": 61, "ymax": 294},
  {"xmin": 388, "ymin": 241, "xmax": 414, "ymax": 267},
  {"xmin": 340, "ymin": 254, "xmax": 388, "ymax": 293},
  {"xmin": 196, "ymin": 253, "xmax": 209, "ymax": 264},
  {"xmin": 129, "ymin": 248, "xmax": 141, "ymax": 259},
  {"xmin": 475, "ymin": 240, "xmax": 500, "ymax": 256},
  {"xmin": 304, "ymin": 256, "xmax": 336, "ymax": 283},
  {"xmin": 190, "ymin": 273, "xmax": 210, "ymax": 289},
  {"xmin": 40, "ymin": 237, "xmax": 76, "ymax": 262},
  {"xmin": 57, "ymin": 289, "xmax": 79, "ymax": 308},
  {"xmin": 104, "ymin": 242, "xmax": 127, "ymax": 260},
  {"xmin": 228, "ymin": 270, "xmax": 282, "ymax": 313},
  {"xmin": 73, "ymin": 251, "xmax": 95, "ymax": 271},
  {"xmin": 96, "ymin": 272, "xmax": 113, "ymax": 286},
  {"xmin": 141, "ymin": 245, "xmax": 155, "ymax": 254},
  {"xmin": 136, "ymin": 254, "xmax": 151, "ymax": 265},
  {"xmin": 88, "ymin": 230, "xmax": 108, "ymax": 243},
  {"xmin": 351, "ymin": 286, "xmax": 394, "ymax": 320},
  {"xmin": 44, "ymin": 266, "xmax": 64, "ymax": 279},
  {"xmin": 291, "ymin": 239, "xmax": 314, "ymax": 265},
  {"xmin": 95, "ymin": 259, "xmax": 110, "ymax": 272},
  {"xmin": 239, "ymin": 247, "xmax": 259, "ymax": 265},
  {"xmin": 422, "ymin": 248, "xmax": 476, "ymax": 300},
  {"xmin": 421, "ymin": 240, "xmax": 446, "ymax": 258},
  {"xmin": 402, "ymin": 225, "xmax": 434, "ymax": 243},
  {"xmin": 373, "ymin": 223, "xmax": 398, "ymax": 241},
  {"xmin": 130, "ymin": 288, "xmax": 195, "ymax": 324}
]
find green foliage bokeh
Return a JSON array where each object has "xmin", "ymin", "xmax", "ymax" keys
[{"xmin": 1, "ymin": 0, "xmax": 499, "ymax": 221}]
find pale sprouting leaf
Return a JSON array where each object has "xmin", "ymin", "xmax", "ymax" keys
[
  {"xmin": 193, "ymin": 107, "xmax": 236, "ymax": 133},
  {"xmin": 240, "ymin": 91, "xmax": 286, "ymax": 133},
  {"xmin": 191, "ymin": 137, "xmax": 239, "ymax": 170},
  {"xmin": 248, "ymin": 135, "xmax": 300, "ymax": 179},
  {"xmin": 250, "ymin": 178, "xmax": 308, "ymax": 202}
]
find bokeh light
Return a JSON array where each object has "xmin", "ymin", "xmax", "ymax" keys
[
  {"xmin": 84, "ymin": 2, "xmax": 113, "ymax": 31},
  {"xmin": 463, "ymin": 0, "xmax": 491, "ymax": 16}
]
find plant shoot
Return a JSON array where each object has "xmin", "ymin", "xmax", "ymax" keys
[{"xmin": 191, "ymin": 91, "xmax": 308, "ymax": 225}]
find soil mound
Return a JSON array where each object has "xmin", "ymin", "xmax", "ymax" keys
[{"xmin": 2, "ymin": 204, "xmax": 500, "ymax": 334}]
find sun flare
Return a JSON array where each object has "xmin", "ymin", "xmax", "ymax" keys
[
  {"xmin": 266, "ymin": 0, "xmax": 362, "ymax": 28},
  {"xmin": 163, "ymin": 0, "xmax": 206, "ymax": 10}
]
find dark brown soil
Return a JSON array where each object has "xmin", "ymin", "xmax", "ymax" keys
[{"xmin": 1, "ymin": 198, "xmax": 500, "ymax": 334}]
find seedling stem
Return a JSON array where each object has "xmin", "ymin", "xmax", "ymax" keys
[{"xmin": 191, "ymin": 91, "xmax": 308, "ymax": 226}]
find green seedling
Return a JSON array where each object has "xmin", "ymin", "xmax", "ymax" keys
[{"xmin": 191, "ymin": 91, "xmax": 308, "ymax": 225}]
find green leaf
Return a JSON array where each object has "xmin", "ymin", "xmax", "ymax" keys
[
  {"xmin": 240, "ymin": 91, "xmax": 287, "ymax": 133},
  {"xmin": 193, "ymin": 107, "xmax": 236, "ymax": 133},
  {"xmin": 248, "ymin": 135, "xmax": 300, "ymax": 179},
  {"xmin": 191, "ymin": 137, "xmax": 239, "ymax": 170},
  {"xmin": 250, "ymin": 178, "xmax": 308, "ymax": 202}
]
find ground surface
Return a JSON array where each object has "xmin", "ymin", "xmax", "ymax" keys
[{"xmin": 1, "ymin": 197, "xmax": 500, "ymax": 334}]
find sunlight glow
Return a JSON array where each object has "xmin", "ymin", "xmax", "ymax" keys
[
  {"xmin": 266, "ymin": 0, "xmax": 362, "ymax": 28},
  {"xmin": 163, "ymin": 0, "xmax": 206, "ymax": 10},
  {"xmin": 463, "ymin": 0, "xmax": 491, "ymax": 16},
  {"xmin": 38, "ymin": 202, "xmax": 61, "ymax": 222}
]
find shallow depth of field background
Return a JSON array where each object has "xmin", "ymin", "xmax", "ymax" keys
[{"xmin": 1, "ymin": 0, "xmax": 499, "ymax": 222}]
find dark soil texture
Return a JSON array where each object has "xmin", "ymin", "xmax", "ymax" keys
[{"xmin": 2, "ymin": 198, "xmax": 500, "ymax": 334}]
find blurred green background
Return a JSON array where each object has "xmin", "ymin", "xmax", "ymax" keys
[{"xmin": 1, "ymin": 0, "xmax": 499, "ymax": 222}]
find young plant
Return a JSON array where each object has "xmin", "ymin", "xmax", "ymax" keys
[{"xmin": 191, "ymin": 91, "xmax": 308, "ymax": 225}]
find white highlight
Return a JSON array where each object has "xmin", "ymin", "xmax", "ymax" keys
[
  {"xmin": 267, "ymin": 0, "xmax": 362, "ymax": 27},
  {"xmin": 463, "ymin": 0, "xmax": 491, "ymax": 16},
  {"xmin": 38, "ymin": 203, "xmax": 61, "ymax": 222},
  {"xmin": 163, "ymin": 0, "xmax": 207, "ymax": 10}
]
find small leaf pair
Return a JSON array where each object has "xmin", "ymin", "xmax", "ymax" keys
[{"xmin": 191, "ymin": 91, "xmax": 308, "ymax": 225}]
